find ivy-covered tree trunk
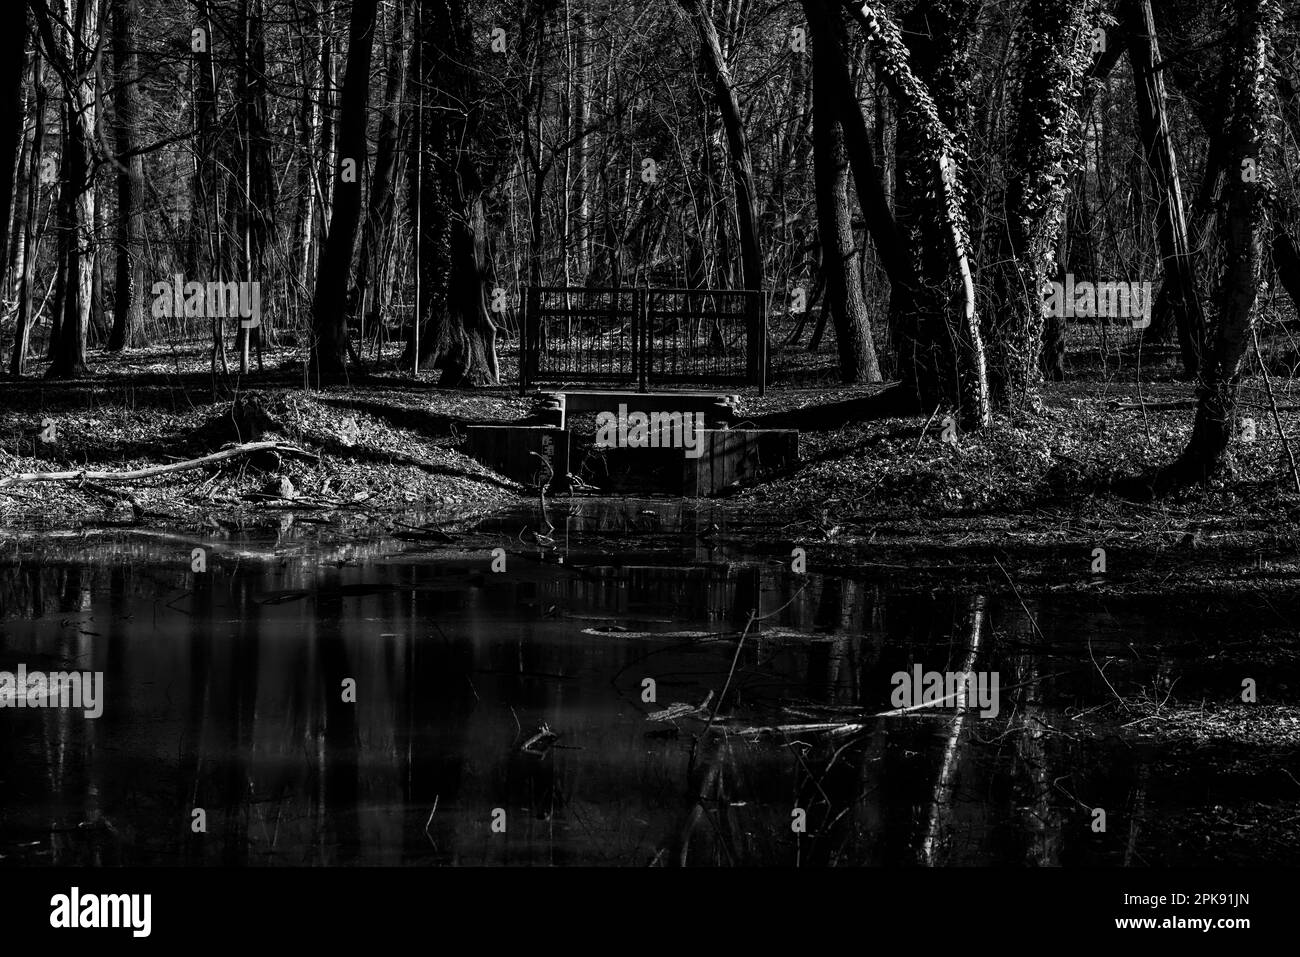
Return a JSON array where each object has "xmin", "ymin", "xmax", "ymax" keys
[
  {"xmin": 993, "ymin": 0, "xmax": 1094, "ymax": 411},
  {"xmin": 1157, "ymin": 0, "xmax": 1280, "ymax": 490},
  {"xmin": 843, "ymin": 1, "xmax": 990, "ymax": 429},
  {"xmin": 1043, "ymin": 33, "xmax": 1125, "ymax": 380}
]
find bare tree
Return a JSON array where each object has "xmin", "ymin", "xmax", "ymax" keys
[
  {"xmin": 353, "ymin": 0, "xmax": 408, "ymax": 343},
  {"xmin": 677, "ymin": 0, "xmax": 762, "ymax": 295},
  {"xmin": 0, "ymin": 4, "xmax": 29, "ymax": 288},
  {"xmin": 33, "ymin": 0, "xmax": 101, "ymax": 379},
  {"xmin": 1156, "ymin": 0, "xmax": 1282, "ymax": 489},
  {"xmin": 310, "ymin": 0, "xmax": 380, "ymax": 379},
  {"xmin": 8, "ymin": 53, "xmax": 44, "ymax": 378},
  {"xmin": 805, "ymin": 0, "xmax": 880, "ymax": 382},
  {"xmin": 1124, "ymin": 0, "xmax": 1206, "ymax": 375},
  {"xmin": 108, "ymin": 0, "xmax": 145, "ymax": 351}
]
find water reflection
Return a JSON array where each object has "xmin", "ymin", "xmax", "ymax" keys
[{"xmin": 0, "ymin": 507, "xmax": 1297, "ymax": 866}]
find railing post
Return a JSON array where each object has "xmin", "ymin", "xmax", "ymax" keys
[
  {"xmin": 745, "ymin": 288, "xmax": 766, "ymax": 394},
  {"xmin": 628, "ymin": 287, "xmax": 636, "ymax": 390},
  {"xmin": 521, "ymin": 286, "xmax": 539, "ymax": 396},
  {"xmin": 519, "ymin": 287, "xmax": 528, "ymax": 396},
  {"xmin": 637, "ymin": 288, "xmax": 649, "ymax": 393}
]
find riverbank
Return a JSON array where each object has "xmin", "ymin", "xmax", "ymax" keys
[{"xmin": 3, "ymin": 344, "xmax": 1299, "ymax": 594}]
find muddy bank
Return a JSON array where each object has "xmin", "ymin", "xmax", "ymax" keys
[
  {"xmin": 3, "ymin": 349, "xmax": 1299, "ymax": 596},
  {"xmin": 0, "ymin": 376, "xmax": 527, "ymax": 524}
]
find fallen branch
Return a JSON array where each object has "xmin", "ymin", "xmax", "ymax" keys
[
  {"xmin": 727, "ymin": 721, "xmax": 866, "ymax": 737},
  {"xmin": 1108, "ymin": 399, "xmax": 1198, "ymax": 411},
  {"xmin": 1111, "ymin": 399, "xmax": 1300, "ymax": 413},
  {"xmin": 647, "ymin": 690, "xmax": 714, "ymax": 723},
  {"xmin": 0, "ymin": 441, "xmax": 312, "ymax": 488},
  {"xmin": 520, "ymin": 723, "xmax": 558, "ymax": 755}
]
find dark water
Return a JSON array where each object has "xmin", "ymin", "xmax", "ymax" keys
[{"xmin": 1, "ymin": 501, "xmax": 1296, "ymax": 866}]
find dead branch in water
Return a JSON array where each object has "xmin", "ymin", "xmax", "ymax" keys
[
  {"xmin": 647, "ymin": 690, "xmax": 714, "ymax": 723},
  {"xmin": 528, "ymin": 450, "xmax": 556, "ymax": 537},
  {"xmin": 0, "ymin": 441, "xmax": 313, "ymax": 489}
]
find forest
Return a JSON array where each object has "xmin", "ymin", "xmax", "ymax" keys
[{"xmin": 0, "ymin": 0, "xmax": 1295, "ymax": 529}]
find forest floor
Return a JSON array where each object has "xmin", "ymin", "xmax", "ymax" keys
[{"xmin": 3, "ymin": 340, "xmax": 1300, "ymax": 595}]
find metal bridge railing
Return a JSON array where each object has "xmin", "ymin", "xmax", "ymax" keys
[{"xmin": 521, "ymin": 286, "xmax": 766, "ymax": 394}]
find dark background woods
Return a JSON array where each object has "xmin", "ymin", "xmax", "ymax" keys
[{"xmin": 1, "ymin": 0, "xmax": 1298, "ymax": 489}]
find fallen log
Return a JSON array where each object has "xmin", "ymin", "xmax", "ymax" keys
[{"xmin": 0, "ymin": 441, "xmax": 312, "ymax": 489}]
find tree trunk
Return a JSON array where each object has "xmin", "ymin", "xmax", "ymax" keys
[
  {"xmin": 1271, "ymin": 217, "xmax": 1300, "ymax": 318},
  {"xmin": 1157, "ymin": 0, "xmax": 1279, "ymax": 489},
  {"xmin": 804, "ymin": 0, "xmax": 907, "ymax": 374},
  {"xmin": 310, "ymin": 0, "xmax": 380, "ymax": 380},
  {"xmin": 810, "ymin": 6, "xmax": 880, "ymax": 383},
  {"xmin": 191, "ymin": 0, "xmax": 225, "ymax": 375},
  {"xmin": 235, "ymin": 0, "xmax": 275, "ymax": 369},
  {"xmin": 406, "ymin": 0, "xmax": 500, "ymax": 386},
  {"xmin": 9, "ymin": 53, "xmax": 42, "ymax": 378},
  {"xmin": 315, "ymin": 5, "xmax": 336, "ymax": 253},
  {"xmin": 1123, "ymin": 0, "xmax": 1205, "ymax": 375},
  {"xmin": 572, "ymin": 2, "xmax": 591, "ymax": 281},
  {"xmin": 108, "ymin": 0, "xmax": 145, "ymax": 351},
  {"xmin": 293, "ymin": 0, "xmax": 324, "ymax": 300},
  {"xmin": 677, "ymin": 0, "xmax": 762, "ymax": 295},
  {"xmin": 1265, "ymin": 74, "xmax": 1300, "ymax": 320},
  {"xmin": 842, "ymin": 1, "xmax": 990, "ymax": 428},
  {"xmin": 354, "ymin": 0, "xmax": 407, "ymax": 340},
  {"xmin": 90, "ymin": 177, "xmax": 106, "ymax": 346},
  {"xmin": 0, "ymin": 3, "xmax": 28, "ymax": 284},
  {"xmin": 48, "ymin": 86, "xmax": 95, "ymax": 379},
  {"xmin": 994, "ymin": 0, "xmax": 1094, "ymax": 409},
  {"xmin": 6, "ymin": 78, "xmax": 31, "ymax": 304},
  {"xmin": 35, "ymin": 0, "xmax": 101, "ymax": 379}
]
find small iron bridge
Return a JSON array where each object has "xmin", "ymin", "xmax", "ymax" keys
[{"xmin": 519, "ymin": 286, "xmax": 767, "ymax": 394}]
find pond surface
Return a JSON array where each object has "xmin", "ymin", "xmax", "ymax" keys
[{"xmin": 1, "ymin": 500, "xmax": 1297, "ymax": 866}]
